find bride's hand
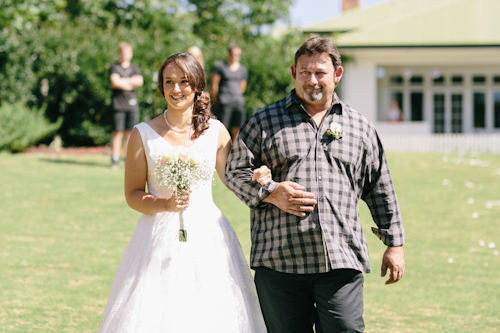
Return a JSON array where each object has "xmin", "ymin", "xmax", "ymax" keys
[
  {"xmin": 166, "ymin": 190, "xmax": 191, "ymax": 212},
  {"xmin": 252, "ymin": 165, "xmax": 272, "ymax": 186}
]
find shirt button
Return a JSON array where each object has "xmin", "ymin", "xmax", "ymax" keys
[
  {"xmin": 318, "ymin": 176, "xmax": 322, "ymax": 180},
  {"xmin": 319, "ymin": 197, "xmax": 324, "ymax": 202}
]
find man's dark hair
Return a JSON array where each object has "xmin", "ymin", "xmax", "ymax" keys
[{"xmin": 294, "ymin": 37, "xmax": 342, "ymax": 70}]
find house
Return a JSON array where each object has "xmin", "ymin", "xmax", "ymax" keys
[{"xmin": 303, "ymin": 0, "xmax": 500, "ymax": 139}]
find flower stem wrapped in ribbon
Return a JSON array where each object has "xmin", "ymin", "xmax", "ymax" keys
[{"xmin": 155, "ymin": 146, "xmax": 213, "ymax": 242}]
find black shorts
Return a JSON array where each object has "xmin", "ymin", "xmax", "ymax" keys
[
  {"xmin": 216, "ymin": 102, "xmax": 246, "ymax": 129},
  {"xmin": 113, "ymin": 110, "xmax": 138, "ymax": 132}
]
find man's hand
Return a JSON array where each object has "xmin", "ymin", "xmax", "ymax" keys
[
  {"xmin": 262, "ymin": 181, "xmax": 316, "ymax": 217},
  {"xmin": 381, "ymin": 246, "xmax": 405, "ymax": 285}
]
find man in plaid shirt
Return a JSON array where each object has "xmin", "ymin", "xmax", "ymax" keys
[{"xmin": 225, "ymin": 37, "xmax": 405, "ymax": 333}]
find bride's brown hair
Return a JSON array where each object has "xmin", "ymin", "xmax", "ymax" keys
[{"xmin": 157, "ymin": 53, "xmax": 213, "ymax": 139}]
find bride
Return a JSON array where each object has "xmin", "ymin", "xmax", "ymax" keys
[{"xmin": 97, "ymin": 52, "xmax": 269, "ymax": 332}]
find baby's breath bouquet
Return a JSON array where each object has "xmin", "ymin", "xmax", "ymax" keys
[{"xmin": 155, "ymin": 146, "xmax": 213, "ymax": 242}]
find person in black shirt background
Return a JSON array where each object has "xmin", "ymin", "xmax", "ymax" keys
[
  {"xmin": 210, "ymin": 45, "xmax": 247, "ymax": 141},
  {"xmin": 109, "ymin": 42, "xmax": 144, "ymax": 170}
]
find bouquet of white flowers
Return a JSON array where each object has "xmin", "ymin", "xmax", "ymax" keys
[{"xmin": 155, "ymin": 146, "xmax": 213, "ymax": 241}]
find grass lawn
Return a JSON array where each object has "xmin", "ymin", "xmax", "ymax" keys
[{"xmin": 0, "ymin": 151, "xmax": 499, "ymax": 332}]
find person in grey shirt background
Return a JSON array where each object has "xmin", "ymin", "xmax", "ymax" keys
[
  {"xmin": 210, "ymin": 44, "xmax": 247, "ymax": 141},
  {"xmin": 225, "ymin": 37, "xmax": 405, "ymax": 333}
]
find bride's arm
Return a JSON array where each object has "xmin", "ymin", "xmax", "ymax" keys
[
  {"xmin": 124, "ymin": 127, "xmax": 188, "ymax": 214},
  {"xmin": 215, "ymin": 124, "xmax": 232, "ymax": 189},
  {"xmin": 216, "ymin": 124, "xmax": 272, "ymax": 189}
]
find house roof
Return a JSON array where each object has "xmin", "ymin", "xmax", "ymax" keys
[{"xmin": 303, "ymin": 0, "xmax": 500, "ymax": 47}]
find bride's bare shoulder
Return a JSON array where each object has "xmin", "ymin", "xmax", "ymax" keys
[{"xmin": 145, "ymin": 115, "xmax": 165, "ymax": 131}]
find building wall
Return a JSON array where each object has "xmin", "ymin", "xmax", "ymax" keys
[{"xmin": 340, "ymin": 59, "xmax": 377, "ymax": 122}]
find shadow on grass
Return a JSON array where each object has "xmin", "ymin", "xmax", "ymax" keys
[{"xmin": 38, "ymin": 157, "xmax": 111, "ymax": 168}]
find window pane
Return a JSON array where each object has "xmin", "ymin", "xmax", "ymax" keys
[
  {"xmin": 410, "ymin": 76, "xmax": 423, "ymax": 85},
  {"xmin": 473, "ymin": 76, "xmax": 486, "ymax": 84},
  {"xmin": 494, "ymin": 92, "xmax": 500, "ymax": 128},
  {"xmin": 434, "ymin": 94, "xmax": 445, "ymax": 133},
  {"xmin": 390, "ymin": 76, "xmax": 403, "ymax": 85},
  {"xmin": 411, "ymin": 92, "xmax": 423, "ymax": 121},
  {"xmin": 433, "ymin": 76, "xmax": 445, "ymax": 85},
  {"xmin": 452, "ymin": 94, "xmax": 463, "ymax": 133},
  {"xmin": 473, "ymin": 93, "xmax": 486, "ymax": 128},
  {"xmin": 452, "ymin": 76, "xmax": 463, "ymax": 85},
  {"xmin": 494, "ymin": 76, "xmax": 500, "ymax": 84}
]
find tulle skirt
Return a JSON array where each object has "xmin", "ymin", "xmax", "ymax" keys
[{"xmin": 97, "ymin": 203, "xmax": 267, "ymax": 332}]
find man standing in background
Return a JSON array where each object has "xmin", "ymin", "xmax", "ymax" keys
[
  {"xmin": 109, "ymin": 42, "xmax": 143, "ymax": 170},
  {"xmin": 210, "ymin": 44, "xmax": 247, "ymax": 141}
]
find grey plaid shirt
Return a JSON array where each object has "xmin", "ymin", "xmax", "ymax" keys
[{"xmin": 225, "ymin": 90, "xmax": 404, "ymax": 274}]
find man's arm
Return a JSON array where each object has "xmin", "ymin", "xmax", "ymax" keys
[
  {"xmin": 240, "ymin": 66, "xmax": 247, "ymax": 95},
  {"xmin": 225, "ymin": 116, "xmax": 316, "ymax": 215},
  {"xmin": 210, "ymin": 73, "xmax": 221, "ymax": 105},
  {"xmin": 361, "ymin": 127, "xmax": 405, "ymax": 284},
  {"xmin": 239, "ymin": 79, "xmax": 247, "ymax": 95},
  {"xmin": 129, "ymin": 74, "xmax": 143, "ymax": 88},
  {"xmin": 224, "ymin": 116, "xmax": 277, "ymax": 208},
  {"xmin": 110, "ymin": 74, "xmax": 143, "ymax": 91}
]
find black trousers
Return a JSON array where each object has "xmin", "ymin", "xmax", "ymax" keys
[
  {"xmin": 216, "ymin": 101, "xmax": 245, "ymax": 130},
  {"xmin": 254, "ymin": 267, "xmax": 364, "ymax": 333},
  {"xmin": 112, "ymin": 110, "xmax": 138, "ymax": 131}
]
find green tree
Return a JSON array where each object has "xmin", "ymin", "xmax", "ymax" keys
[
  {"xmin": 1, "ymin": 0, "xmax": 199, "ymax": 146},
  {"xmin": 0, "ymin": 0, "xmax": 301, "ymax": 148}
]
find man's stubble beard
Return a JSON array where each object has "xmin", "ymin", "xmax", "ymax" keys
[{"xmin": 303, "ymin": 85, "xmax": 323, "ymax": 102}]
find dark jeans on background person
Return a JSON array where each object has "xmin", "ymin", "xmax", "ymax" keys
[
  {"xmin": 254, "ymin": 267, "xmax": 365, "ymax": 333},
  {"xmin": 216, "ymin": 101, "xmax": 245, "ymax": 130}
]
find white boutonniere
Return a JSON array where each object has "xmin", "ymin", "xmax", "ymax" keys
[{"xmin": 325, "ymin": 122, "xmax": 344, "ymax": 139}]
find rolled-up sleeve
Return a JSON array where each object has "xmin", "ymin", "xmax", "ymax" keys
[{"xmin": 225, "ymin": 117, "xmax": 277, "ymax": 208}]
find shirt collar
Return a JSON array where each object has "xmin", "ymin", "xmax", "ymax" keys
[{"xmin": 285, "ymin": 89, "xmax": 343, "ymax": 115}]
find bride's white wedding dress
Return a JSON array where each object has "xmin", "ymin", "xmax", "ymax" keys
[{"xmin": 97, "ymin": 119, "xmax": 267, "ymax": 333}]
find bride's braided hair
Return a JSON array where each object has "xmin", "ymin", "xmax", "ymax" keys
[{"xmin": 158, "ymin": 53, "xmax": 213, "ymax": 139}]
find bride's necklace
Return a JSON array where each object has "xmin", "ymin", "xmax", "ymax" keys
[{"xmin": 163, "ymin": 109, "xmax": 193, "ymax": 133}]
